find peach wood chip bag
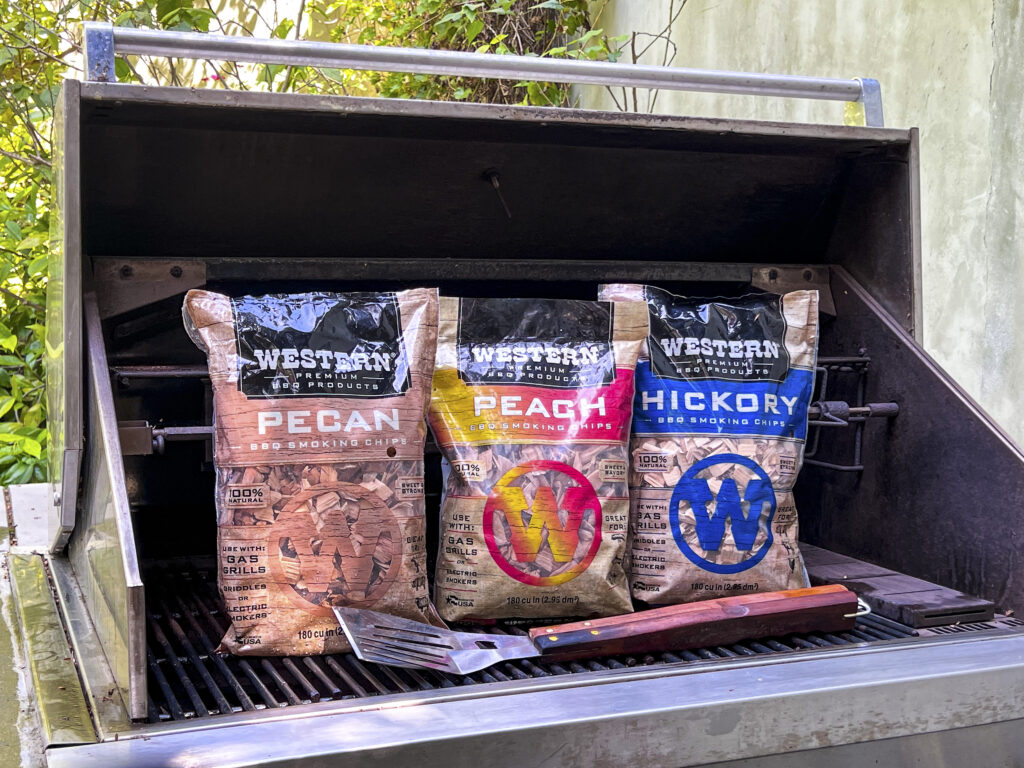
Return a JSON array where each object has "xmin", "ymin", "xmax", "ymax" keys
[
  {"xmin": 599, "ymin": 285, "xmax": 818, "ymax": 605},
  {"xmin": 428, "ymin": 296, "xmax": 647, "ymax": 622},
  {"xmin": 183, "ymin": 288, "xmax": 442, "ymax": 656}
]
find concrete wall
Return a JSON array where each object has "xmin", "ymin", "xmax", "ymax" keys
[{"xmin": 580, "ymin": 0, "xmax": 1022, "ymax": 445}]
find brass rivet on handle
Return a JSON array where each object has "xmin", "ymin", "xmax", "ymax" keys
[
  {"xmin": 590, "ymin": 630, "xmax": 599, "ymax": 635},
  {"xmin": 548, "ymin": 635, "xmax": 559, "ymax": 641}
]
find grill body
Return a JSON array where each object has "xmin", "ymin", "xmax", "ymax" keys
[{"xmin": 24, "ymin": 82, "xmax": 1024, "ymax": 766}]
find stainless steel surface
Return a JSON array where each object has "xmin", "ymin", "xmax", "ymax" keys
[
  {"xmin": 50, "ymin": 557, "xmax": 133, "ymax": 738},
  {"xmin": 115, "ymin": 421, "xmax": 154, "ymax": 457},
  {"xmin": 336, "ymin": 607, "xmax": 539, "ymax": 674},
  {"xmin": 69, "ymin": 294, "xmax": 146, "ymax": 720},
  {"xmin": 207, "ymin": 257, "xmax": 766, "ymax": 284},
  {"xmin": 110, "ymin": 365, "xmax": 208, "ymax": 380},
  {"xmin": 855, "ymin": 77, "xmax": 884, "ymax": 128},
  {"xmin": 908, "ymin": 127, "xmax": 924, "ymax": 339},
  {"xmin": 80, "ymin": 23, "xmax": 883, "ymax": 126},
  {"xmin": 5, "ymin": 483, "xmax": 56, "ymax": 551},
  {"xmin": 116, "ymin": 422, "xmax": 213, "ymax": 455},
  {"xmin": 7, "ymin": 553, "xmax": 97, "ymax": 746},
  {"xmin": 46, "ymin": 631, "xmax": 1024, "ymax": 768},
  {"xmin": 711, "ymin": 718, "xmax": 1024, "ymax": 768},
  {"xmin": 46, "ymin": 80, "xmax": 82, "ymax": 553},
  {"xmin": 83, "ymin": 22, "xmax": 114, "ymax": 82},
  {"xmin": 92, "ymin": 258, "xmax": 205, "ymax": 319},
  {"xmin": 750, "ymin": 265, "xmax": 835, "ymax": 315}
]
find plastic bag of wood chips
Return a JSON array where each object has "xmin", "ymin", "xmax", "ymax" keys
[
  {"xmin": 599, "ymin": 285, "xmax": 818, "ymax": 604},
  {"xmin": 429, "ymin": 296, "xmax": 647, "ymax": 621},
  {"xmin": 183, "ymin": 288, "xmax": 442, "ymax": 656}
]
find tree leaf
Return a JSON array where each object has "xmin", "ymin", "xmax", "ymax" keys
[
  {"xmin": 466, "ymin": 19, "xmax": 484, "ymax": 43},
  {"xmin": 273, "ymin": 19, "xmax": 295, "ymax": 39},
  {"xmin": 28, "ymin": 255, "xmax": 48, "ymax": 275},
  {"xmin": 21, "ymin": 437, "xmax": 41, "ymax": 458},
  {"xmin": 16, "ymin": 232, "xmax": 46, "ymax": 251},
  {"xmin": 0, "ymin": 397, "xmax": 13, "ymax": 419}
]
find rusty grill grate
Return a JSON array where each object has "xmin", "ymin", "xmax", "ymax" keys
[{"xmin": 144, "ymin": 564, "xmax": 922, "ymax": 723}]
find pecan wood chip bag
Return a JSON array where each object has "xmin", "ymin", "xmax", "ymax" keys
[
  {"xmin": 429, "ymin": 296, "xmax": 647, "ymax": 622},
  {"xmin": 184, "ymin": 288, "xmax": 441, "ymax": 656},
  {"xmin": 599, "ymin": 285, "xmax": 818, "ymax": 604}
]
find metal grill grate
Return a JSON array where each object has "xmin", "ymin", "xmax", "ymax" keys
[{"xmin": 144, "ymin": 564, "xmax": 922, "ymax": 723}]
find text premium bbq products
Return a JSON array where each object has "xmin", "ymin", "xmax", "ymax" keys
[
  {"xmin": 599, "ymin": 285, "xmax": 819, "ymax": 604},
  {"xmin": 183, "ymin": 289, "xmax": 442, "ymax": 656},
  {"xmin": 429, "ymin": 296, "xmax": 647, "ymax": 622}
]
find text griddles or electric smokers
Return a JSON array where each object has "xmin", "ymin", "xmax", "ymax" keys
[
  {"xmin": 599, "ymin": 285, "xmax": 819, "ymax": 604},
  {"xmin": 429, "ymin": 296, "xmax": 648, "ymax": 621},
  {"xmin": 183, "ymin": 289, "xmax": 443, "ymax": 656}
]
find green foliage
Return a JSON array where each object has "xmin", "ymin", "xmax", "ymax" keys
[
  {"xmin": 0, "ymin": 0, "xmax": 620, "ymax": 484},
  {"xmin": 326, "ymin": 1, "xmax": 624, "ymax": 105}
]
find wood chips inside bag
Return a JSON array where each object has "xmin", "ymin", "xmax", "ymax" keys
[
  {"xmin": 429, "ymin": 296, "xmax": 647, "ymax": 621},
  {"xmin": 184, "ymin": 288, "xmax": 441, "ymax": 656},
  {"xmin": 600, "ymin": 284, "xmax": 818, "ymax": 605}
]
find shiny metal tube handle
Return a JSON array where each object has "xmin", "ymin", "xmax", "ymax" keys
[{"xmin": 82, "ymin": 22, "xmax": 883, "ymax": 126}]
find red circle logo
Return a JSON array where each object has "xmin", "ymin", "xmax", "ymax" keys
[{"xmin": 483, "ymin": 460, "xmax": 602, "ymax": 586}]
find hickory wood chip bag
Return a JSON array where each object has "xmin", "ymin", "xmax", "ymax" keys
[
  {"xmin": 183, "ymin": 288, "xmax": 441, "ymax": 656},
  {"xmin": 429, "ymin": 296, "xmax": 647, "ymax": 622},
  {"xmin": 599, "ymin": 285, "xmax": 818, "ymax": 604}
]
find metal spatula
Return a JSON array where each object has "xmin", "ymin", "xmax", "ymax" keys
[{"xmin": 334, "ymin": 585, "xmax": 860, "ymax": 675}]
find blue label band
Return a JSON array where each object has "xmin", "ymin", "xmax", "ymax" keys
[
  {"xmin": 668, "ymin": 454, "xmax": 777, "ymax": 575},
  {"xmin": 633, "ymin": 363, "xmax": 813, "ymax": 439}
]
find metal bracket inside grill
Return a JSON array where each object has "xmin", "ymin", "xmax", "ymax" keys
[{"xmin": 804, "ymin": 356, "xmax": 899, "ymax": 472}]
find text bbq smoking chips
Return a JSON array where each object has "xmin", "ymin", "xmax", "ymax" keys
[
  {"xmin": 184, "ymin": 289, "xmax": 441, "ymax": 656},
  {"xmin": 429, "ymin": 296, "xmax": 647, "ymax": 621},
  {"xmin": 599, "ymin": 285, "xmax": 819, "ymax": 604}
]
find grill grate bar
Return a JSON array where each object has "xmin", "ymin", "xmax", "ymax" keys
[
  {"xmin": 325, "ymin": 656, "xmax": 368, "ymax": 697},
  {"xmin": 148, "ymin": 616, "xmax": 210, "ymax": 717},
  {"xmin": 261, "ymin": 659, "xmax": 303, "ymax": 706},
  {"xmin": 346, "ymin": 656, "xmax": 394, "ymax": 694},
  {"xmin": 729, "ymin": 644, "xmax": 759, "ymax": 656},
  {"xmin": 147, "ymin": 648, "xmax": 184, "ymax": 720},
  {"xmin": 171, "ymin": 591, "xmax": 256, "ymax": 711},
  {"xmin": 282, "ymin": 659, "xmax": 321, "ymax": 702},
  {"xmin": 374, "ymin": 663, "xmax": 415, "ymax": 692},
  {"xmin": 144, "ymin": 566, "xmax": 932, "ymax": 723},
  {"xmin": 303, "ymin": 657, "xmax": 343, "ymax": 699},
  {"xmin": 159, "ymin": 603, "xmax": 235, "ymax": 715},
  {"xmin": 858, "ymin": 613, "xmax": 917, "ymax": 638}
]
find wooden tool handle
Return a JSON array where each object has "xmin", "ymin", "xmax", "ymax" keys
[{"xmin": 528, "ymin": 585, "xmax": 858, "ymax": 660}]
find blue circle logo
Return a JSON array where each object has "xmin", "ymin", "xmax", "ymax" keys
[{"xmin": 669, "ymin": 453, "xmax": 776, "ymax": 575}]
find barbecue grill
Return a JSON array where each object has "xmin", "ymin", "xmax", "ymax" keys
[{"xmin": 5, "ymin": 26, "xmax": 1024, "ymax": 768}]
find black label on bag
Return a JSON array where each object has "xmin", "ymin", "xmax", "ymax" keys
[
  {"xmin": 232, "ymin": 293, "xmax": 410, "ymax": 398},
  {"xmin": 645, "ymin": 288, "xmax": 790, "ymax": 382},
  {"xmin": 456, "ymin": 297, "xmax": 616, "ymax": 389}
]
